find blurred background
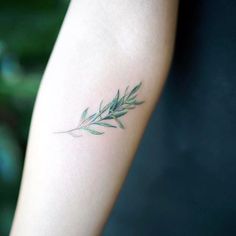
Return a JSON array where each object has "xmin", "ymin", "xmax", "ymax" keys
[
  {"xmin": 0, "ymin": 0, "xmax": 68, "ymax": 235},
  {"xmin": 1, "ymin": 0, "xmax": 236, "ymax": 236}
]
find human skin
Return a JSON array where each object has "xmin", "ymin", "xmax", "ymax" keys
[{"xmin": 10, "ymin": 0, "xmax": 179, "ymax": 235}]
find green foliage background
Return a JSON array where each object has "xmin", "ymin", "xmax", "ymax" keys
[{"xmin": 0, "ymin": 1, "xmax": 68, "ymax": 235}]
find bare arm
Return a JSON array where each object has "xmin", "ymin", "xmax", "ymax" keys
[{"xmin": 10, "ymin": 0, "xmax": 178, "ymax": 235}]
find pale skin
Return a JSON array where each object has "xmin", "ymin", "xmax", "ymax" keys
[{"xmin": 10, "ymin": 0, "xmax": 179, "ymax": 235}]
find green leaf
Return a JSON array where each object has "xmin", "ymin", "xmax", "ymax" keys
[
  {"xmin": 109, "ymin": 99, "xmax": 118, "ymax": 112},
  {"xmin": 128, "ymin": 82, "xmax": 142, "ymax": 97},
  {"xmin": 117, "ymin": 96, "xmax": 124, "ymax": 107},
  {"xmin": 93, "ymin": 122, "xmax": 117, "ymax": 128},
  {"xmin": 81, "ymin": 107, "xmax": 89, "ymax": 120},
  {"xmin": 81, "ymin": 127, "xmax": 104, "ymax": 135},
  {"xmin": 112, "ymin": 116, "xmax": 125, "ymax": 129},
  {"xmin": 103, "ymin": 115, "xmax": 113, "ymax": 120},
  {"xmin": 110, "ymin": 89, "xmax": 120, "ymax": 111},
  {"xmin": 128, "ymin": 94, "xmax": 137, "ymax": 101},
  {"xmin": 127, "ymin": 106, "xmax": 136, "ymax": 109},
  {"xmin": 134, "ymin": 100, "xmax": 145, "ymax": 105},
  {"xmin": 126, "ymin": 99, "xmax": 136, "ymax": 104},
  {"xmin": 124, "ymin": 86, "xmax": 129, "ymax": 96},
  {"xmin": 94, "ymin": 101, "xmax": 109, "ymax": 121},
  {"xmin": 115, "ymin": 89, "xmax": 120, "ymax": 100},
  {"xmin": 99, "ymin": 100, "xmax": 103, "ymax": 113},
  {"xmin": 113, "ymin": 110, "xmax": 128, "ymax": 118}
]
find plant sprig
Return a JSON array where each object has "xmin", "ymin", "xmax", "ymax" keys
[{"xmin": 55, "ymin": 82, "xmax": 144, "ymax": 137}]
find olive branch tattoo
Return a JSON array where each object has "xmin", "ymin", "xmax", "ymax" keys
[{"xmin": 55, "ymin": 82, "xmax": 144, "ymax": 137}]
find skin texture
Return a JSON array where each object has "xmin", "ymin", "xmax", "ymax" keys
[{"xmin": 10, "ymin": 1, "xmax": 179, "ymax": 235}]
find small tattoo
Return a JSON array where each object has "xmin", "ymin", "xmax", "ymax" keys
[{"xmin": 55, "ymin": 82, "xmax": 144, "ymax": 137}]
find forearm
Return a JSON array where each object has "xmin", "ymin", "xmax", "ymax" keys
[{"xmin": 11, "ymin": 1, "xmax": 178, "ymax": 235}]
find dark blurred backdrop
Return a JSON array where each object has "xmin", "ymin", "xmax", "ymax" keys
[
  {"xmin": 1, "ymin": 0, "xmax": 236, "ymax": 236},
  {"xmin": 0, "ymin": 1, "xmax": 68, "ymax": 235}
]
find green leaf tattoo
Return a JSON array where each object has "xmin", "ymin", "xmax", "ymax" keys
[{"xmin": 55, "ymin": 82, "xmax": 144, "ymax": 137}]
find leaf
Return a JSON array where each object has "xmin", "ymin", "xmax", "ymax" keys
[
  {"xmin": 127, "ymin": 94, "xmax": 137, "ymax": 101},
  {"xmin": 115, "ymin": 107, "xmax": 125, "ymax": 112},
  {"xmin": 109, "ymin": 99, "xmax": 118, "ymax": 111},
  {"xmin": 134, "ymin": 100, "xmax": 145, "ymax": 105},
  {"xmin": 99, "ymin": 100, "xmax": 103, "ymax": 113},
  {"xmin": 126, "ymin": 106, "xmax": 136, "ymax": 109},
  {"xmin": 81, "ymin": 107, "xmax": 89, "ymax": 121},
  {"xmin": 81, "ymin": 127, "xmax": 104, "ymax": 135},
  {"xmin": 124, "ymin": 85, "xmax": 129, "ymax": 96},
  {"xmin": 93, "ymin": 122, "xmax": 117, "ymax": 128},
  {"xmin": 109, "ymin": 100, "xmax": 117, "ymax": 112},
  {"xmin": 112, "ymin": 116, "xmax": 125, "ymax": 129},
  {"xmin": 117, "ymin": 96, "xmax": 125, "ymax": 107},
  {"xmin": 128, "ymin": 82, "xmax": 142, "ymax": 97},
  {"xmin": 110, "ymin": 89, "xmax": 120, "ymax": 111},
  {"xmin": 115, "ymin": 89, "xmax": 120, "ymax": 100},
  {"xmin": 113, "ymin": 110, "xmax": 128, "ymax": 118},
  {"xmin": 93, "ymin": 101, "xmax": 109, "ymax": 121},
  {"xmin": 103, "ymin": 115, "xmax": 113, "ymax": 120},
  {"xmin": 126, "ymin": 99, "xmax": 136, "ymax": 104}
]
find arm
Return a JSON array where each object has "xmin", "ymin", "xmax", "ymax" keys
[{"xmin": 11, "ymin": 0, "xmax": 178, "ymax": 235}]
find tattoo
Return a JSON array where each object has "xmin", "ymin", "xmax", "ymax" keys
[{"xmin": 55, "ymin": 82, "xmax": 144, "ymax": 137}]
